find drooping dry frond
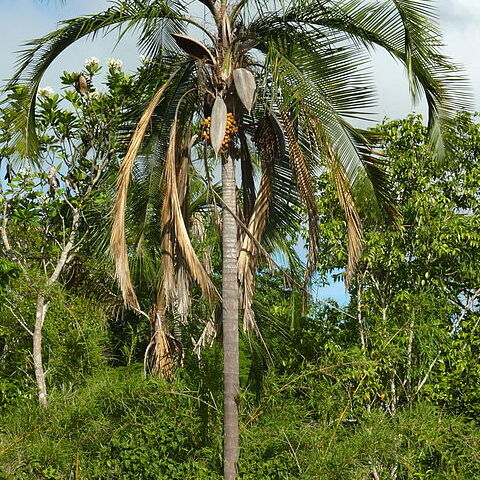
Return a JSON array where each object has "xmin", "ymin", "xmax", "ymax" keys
[
  {"xmin": 174, "ymin": 131, "xmax": 193, "ymax": 323},
  {"xmin": 161, "ymin": 120, "xmax": 220, "ymax": 306},
  {"xmin": 176, "ymin": 264, "xmax": 191, "ymax": 325},
  {"xmin": 317, "ymin": 127, "xmax": 363, "ymax": 286},
  {"xmin": 193, "ymin": 306, "xmax": 221, "ymax": 357},
  {"xmin": 148, "ymin": 302, "xmax": 179, "ymax": 379},
  {"xmin": 191, "ymin": 211, "xmax": 213, "ymax": 275},
  {"xmin": 238, "ymin": 172, "xmax": 272, "ymax": 332},
  {"xmin": 111, "ymin": 74, "xmax": 177, "ymax": 309},
  {"xmin": 160, "ymin": 200, "xmax": 176, "ymax": 308},
  {"xmin": 238, "ymin": 116, "xmax": 279, "ymax": 332},
  {"xmin": 280, "ymin": 111, "xmax": 320, "ymax": 276},
  {"xmin": 177, "ymin": 129, "xmax": 191, "ymax": 209},
  {"xmin": 239, "ymin": 133, "xmax": 256, "ymax": 224}
]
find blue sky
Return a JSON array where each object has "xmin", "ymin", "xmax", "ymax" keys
[
  {"xmin": 1, "ymin": 0, "xmax": 479, "ymax": 304},
  {"xmin": 1, "ymin": 0, "xmax": 479, "ymax": 116}
]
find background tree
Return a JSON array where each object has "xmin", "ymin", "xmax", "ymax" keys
[
  {"xmin": 1, "ymin": 59, "xmax": 140, "ymax": 407},
  {"xmin": 308, "ymin": 112, "xmax": 480, "ymax": 475}
]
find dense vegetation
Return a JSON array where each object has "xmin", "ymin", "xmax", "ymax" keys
[
  {"xmin": 1, "ymin": 58, "xmax": 480, "ymax": 478},
  {"xmin": 6, "ymin": 1, "xmax": 470, "ymax": 477}
]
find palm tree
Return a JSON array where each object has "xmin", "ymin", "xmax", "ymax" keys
[{"xmin": 10, "ymin": 0, "xmax": 469, "ymax": 478}]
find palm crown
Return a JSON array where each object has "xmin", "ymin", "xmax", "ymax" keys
[{"xmin": 9, "ymin": 1, "xmax": 470, "ymax": 478}]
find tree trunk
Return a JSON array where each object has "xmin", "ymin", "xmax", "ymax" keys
[
  {"xmin": 32, "ymin": 208, "xmax": 80, "ymax": 407},
  {"xmin": 357, "ymin": 281, "xmax": 366, "ymax": 352},
  {"xmin": 222, "ymin": 154, "xmax": 239, "ymax": 480},
  {"xmin": 33, "ymin": 294, "xmax": 49, "ymax": 408}
]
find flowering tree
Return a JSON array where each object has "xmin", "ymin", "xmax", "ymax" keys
[{"xmin": 1, "ymin": 58, "xmax": 135, "ymax": 406}]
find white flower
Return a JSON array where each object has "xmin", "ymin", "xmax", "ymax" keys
[
  {"xmin": 84, "ymin": 57, "xmax": 100, "ymax": 68},
  {"xmin": 106, "ymin": 58, "xmax": 123, "ymax": 71},
  {"xmin": 139, "ymin": 55, "xmax": 152, "ymax": 65},
  {"xmin": 88, "ymin": 89, "xmax": 102, "ymax": 99},
  {"xmin": 38, "ymin": 86, "xmax": 54, "ymax": 98},
  {"xmin": 18, "ymin": 166, "xmax": 32, "ymax": 176}
]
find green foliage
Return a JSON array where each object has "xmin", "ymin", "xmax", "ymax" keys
[
  {"xmin": 0, "ymin": 272, "xmax": 109, "ymax": 409},
  {"xmin": 314, "ymin": 112, "xmax": 480, "ymax": 419},
  {"xmin": 0, "ymin": 366, "xmax": 222, "ymax": 480},
  {"xmin": 1, "ymin": 366, "xmax": 480, "ymax": 479},
  {"xmin": 0, "ymin": 259, "xmax": 20, "ymax": 293},
  {"xmin": 1, "ymin": 26, "xmax": 480, "ymax": 478}
]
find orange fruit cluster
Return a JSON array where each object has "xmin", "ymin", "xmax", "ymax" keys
[
  {"xmin": 200, "ymin": 116, "xmax": 212, "ymax": 141},
  {"xmin": 200, "ymin": 113, "xmax": 239, "ymax": 153}
]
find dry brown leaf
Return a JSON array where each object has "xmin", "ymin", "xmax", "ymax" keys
[
  {"xmin": 326, "ymin": 144, "xmax": 363, "ymax": 286},
  {"xmin": 111, "ymin": 75, "xmax": 176, "ymax": 309},
  {"xmin": 162, "ymin": 121, "xmax": 220, "ymax": 305},
  {"xmin": 315, "ymin": 123, "xmax": 363, "ymax": 285},
  {"xmin": 238, "ymin": 172, "xmax": 271, "ymax": 332},
  {"xmin": 171, "ymin": 33, "xmax": 215, "ymax": 64},
  {"xmin": 281, "ymin": 112, "xmax": 320, "ymax": 275}
]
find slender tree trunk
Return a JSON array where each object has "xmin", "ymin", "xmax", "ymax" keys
[
  {"xmin": 405, "ymin": 315, "xmax": 415, "ymax": 402},
  {"xmin": 32, "ymin": 208, "xmax": 80, "ymax": 407},
  {"xmin": 222, "ymin": 154, "xmax": 239, "ymax": 479},
  {"xmin": 357, "ymin": 282, "xmax": 366, "ymax": 352},
  {"xmin": 33, "ymin": 294, "xmax": 49, "ymax": 408}
]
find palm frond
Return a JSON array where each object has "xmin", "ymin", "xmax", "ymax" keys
[
  {"xmin": 250, "ymin": 110, "xmax": 302, "ymax": 250},
  {"xmin": 261, "ymin": 36, "xmax": 396, "ymax": 226},
  {"xmin": 318, "ymin": 128, "xmax": 363, "ymax": 285},
  {"xmin": 281, "ymin": 112, "xmax": 320, "ymax": 275},
  {"xmin": 252, "ymin": 0, "xmax": 471, "ymax": 144},
  {"xmin": 7, "ymin": 0, "xmax": 192, "ymax": 157},
  {"xmin": 239, "ymin": 132, "xmax": 256, "ymax": 223},
  {"xmin": 238, "ymin": 171, "xmax": 272, "ymax": 332},
  {"xmin": 111, "ymin": 72, "xmax": 179, "ymax": 309},
  {"xmin": 255, "ymin": 24, "xmax": 376, "ymax": 120},
  {"xmin": 161, "ymin": 119, "xmax": 220, "ymax": 307}
]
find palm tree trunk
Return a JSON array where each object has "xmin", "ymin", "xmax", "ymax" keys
[{"xmin": 222, "ymin": 154, "xmax": 239, "ymax": 479}]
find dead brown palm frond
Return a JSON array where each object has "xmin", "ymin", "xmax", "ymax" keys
[
  {"xmin": 317, "ymin": 127, "xmax": 363, "ymax": 286},
  {"xmin": 176, "ymin": 264, "xmax": 191, "ymax": 324},
  {"xmin": 161, "ymin": 120, "xmax": 220, "ymax": 307},
  {"xmin": 148, "ymin": 303, "xmax": 178, "ymax": 379},
  {"xmin": 177, "ymin": 128, "xmax": 191, "ymax": 209},
  {"xmin": 238, "ymin": 172, "xmax": 272, "ymax": 332},
  {"xmin": 191, "ymin": 211, "xmax": 213, "ymax": 275},
  {"xmin": 147, "ymin": 279, "xmax": 182, "ymax": 378},
  {"xmin": 237, "ymin": 116, "xmax": 280, "ymax": 332},
  {"xmin": 111, "ymin": 72, "xmax": 178, "ymax": 309},
  {"xmin": 281, "ymin": 111, "xmax": 320, "ymax": 277},
  {"xmin": 175, "ymin": 129, "xmax": 193, "ymax": 324},
  {"xmin": 193, "ymin": 305, "xmax": 221, "ymax": 357}
]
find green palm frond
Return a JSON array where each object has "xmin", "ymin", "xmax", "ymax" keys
[
  {"xmin": 255, "ymin": 24, "xmax": 376, "ymax": 120},
  {"xmin": 7, "ymin": 0, "xmax": 192, "ymax": 158},
  {"xmin": 252, "ymin": 112, "xmax": 302, "ymax": 246},
  {"xmin": 250, "ymin": 0, "xmax": 471, "ymax": 141},
  {"xmin": 259, "ymin": 35, "xmax": 388, "ymax": 221}
]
